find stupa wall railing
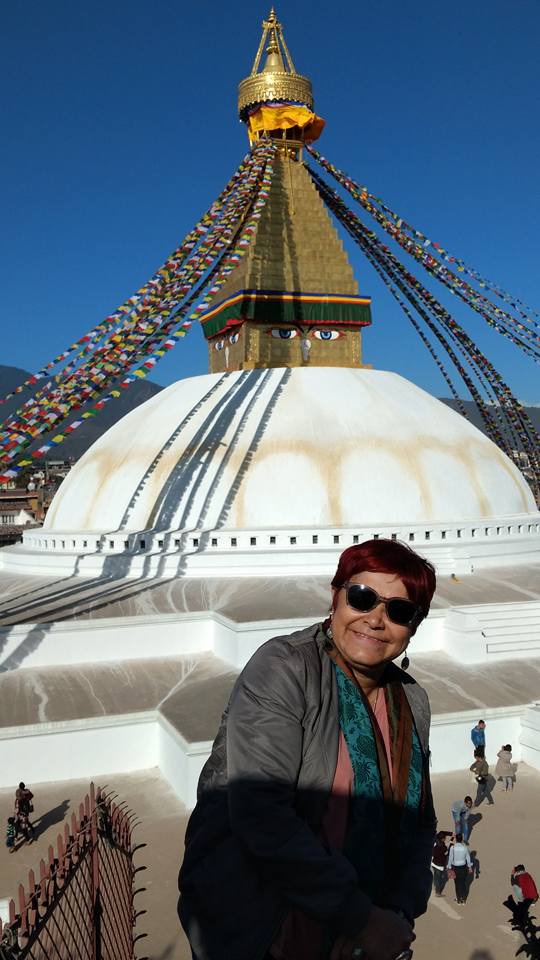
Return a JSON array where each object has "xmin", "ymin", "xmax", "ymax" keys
[{"xmin": 18, "ymin": 513, "xmax": 540, "ymax": 561}]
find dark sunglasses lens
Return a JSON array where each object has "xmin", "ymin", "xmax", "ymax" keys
[
  {"xmin": 347, "ymin": 585, "xmax": 378, "ymax": 612},
  {"xmin": 387, "ymin": 598, "xmax": 417, "ymax": 626}
]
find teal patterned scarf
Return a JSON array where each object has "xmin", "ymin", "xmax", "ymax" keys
[{"xmin": 334, "ymin": 661, "xmax": 424, "ymax": 904}]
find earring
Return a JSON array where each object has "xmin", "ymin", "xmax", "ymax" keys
[
  {"xmin": 326, "ymin": 623, "xmax": 333, "ymax": 641},
  {"xmin": 401, "ymin": 654, "xmax": 410, "ymax": 671}
]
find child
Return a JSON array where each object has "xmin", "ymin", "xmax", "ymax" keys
[{"xmin": 6, "ymin": 816, "xmax": 16, "ymax": 852}]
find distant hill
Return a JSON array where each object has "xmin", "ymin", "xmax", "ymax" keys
[
  {"xmin": 0, "ymin": 364, "xmax": 163, "ymax": 460},
  {"xmin": 0, "ymin": 364, "xmax": 538, "ymax": 460},
  {"xmin": 440, "ymin": 398, "xmax": 540, "ymax": 437}
]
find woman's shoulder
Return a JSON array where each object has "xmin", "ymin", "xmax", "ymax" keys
[
  {"xmin": 237, "ymin": 623, "xmax": 326, "ymax": 686},
  {"xmin": 229, "ymin": 624, "xmax": 330, "ymax": 718},
  {"xmin": 247, "ymin": 623, "xmax": 325, "ymax": 665}
]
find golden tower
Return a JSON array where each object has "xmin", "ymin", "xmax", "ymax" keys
[{"xmin": 201, "ymin": 9, "xmax": 372, "ymax": 373}]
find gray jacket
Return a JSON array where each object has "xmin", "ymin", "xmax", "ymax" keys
[{"xmin": 179, "ymin": 623, "xmax": 437, "ymax": 960}]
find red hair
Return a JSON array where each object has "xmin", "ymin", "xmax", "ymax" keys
[{"xmin": 331, "ymin": 539, "xmax": 436, "ymax": 627}]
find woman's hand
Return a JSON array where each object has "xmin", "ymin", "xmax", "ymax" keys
[{"xmin": 330, "ymin": 906, "xmax": 415, "ymax": 960}]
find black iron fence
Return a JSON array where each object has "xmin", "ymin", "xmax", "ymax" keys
[{"xmin": 0, "ymin": 783, "xmax": 146, "ymax": 960}]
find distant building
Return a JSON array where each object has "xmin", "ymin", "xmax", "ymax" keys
[{"xmin": 0, "ymin": 488, "xmax": 40, "ymax": 545}]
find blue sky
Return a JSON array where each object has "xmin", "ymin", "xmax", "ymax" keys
[{"xmin": 2, "ymin": 0, "xmax": 539, "ymax": 402}]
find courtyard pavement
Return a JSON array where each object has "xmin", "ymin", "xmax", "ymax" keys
[{"xmin": 1, "ymin": 764, "xmax": 538, "ymax": 960}]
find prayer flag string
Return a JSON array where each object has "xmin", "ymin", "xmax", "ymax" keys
[
  {"xmin": 307, "ymin": 148, "xmax": 540, "ymax": 360},
  {"xmin": 0, "ymin": 141, "xmax": 277, "ymax": 478},
  {"xmin": 308, "ymin": 165, "xmax": 539, "ymax": 498}
]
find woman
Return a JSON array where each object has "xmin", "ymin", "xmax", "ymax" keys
[
  {"xmin": 447, "ymin": 834, "xmax": 472, "ymax": 904},
  {"xmin": 179, "ymin": 539, "xmax": 437, "ymax": 960},
  {"xmin": 431, "ymin": 832, "xmax": 449, "ymax": 896},
  {"xmin": 495, "ymin": 744, "xmax": 514, "ymax": 791}
]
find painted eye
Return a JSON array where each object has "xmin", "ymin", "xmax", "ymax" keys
[
  {"xmin": 229, "ymin": 332, "xmax": 239, "ymax": 344},
  {"xmin": 214, "ymin": 340, "xmax": 225, "ymax": 350},
  {"xmin": 313, "ymin": 329, "xmax": 342, "ymax": 341},
  {"xmin": 270, "ymin": 328, "xmax": 298, "ymax": 339}
]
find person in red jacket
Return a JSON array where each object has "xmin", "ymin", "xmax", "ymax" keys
[{"xmin": 506, "ymin": 864, "xmax": 539, "ymax": 925}]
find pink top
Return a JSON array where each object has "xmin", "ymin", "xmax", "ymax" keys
[{"xmin": 270, "ymin": 693, "xmax": 393, "ymax": 960}]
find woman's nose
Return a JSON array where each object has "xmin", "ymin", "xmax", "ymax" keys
[{"xmin": 363, "ymin": 600, "xmax": 386, "ymax": 626}]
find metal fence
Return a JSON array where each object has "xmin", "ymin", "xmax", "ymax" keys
[{"xmin": 0, "ymin": 783, "xmax": 146, "ymax": 960}]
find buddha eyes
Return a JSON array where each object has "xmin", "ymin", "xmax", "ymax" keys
[
  {"xmin": 268, "ymin": 328, "xmax": 343, "ymax": 340},
  {"xmin": 313, "ymin": 329, "xmax": 342, "ymax": 341},
  {"xmin": 229, "ymin": 332, "xmax": 239, "ymax": 344},
  {"xmin": 270, "ymin": 328, "xmax": 298, "ymax": 339},
  {"xmin": 214, "ymin": 340, "xmax": 225, "ymax": 350}
]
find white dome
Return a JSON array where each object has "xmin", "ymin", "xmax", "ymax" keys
[{"xmin": 44, "ymin": 368, "xmax": 536, "ymax": 534}]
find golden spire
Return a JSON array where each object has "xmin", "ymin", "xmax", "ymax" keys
[{"xmin": 238, "ymin": 8, "xmax": 314, "ymax": 119}]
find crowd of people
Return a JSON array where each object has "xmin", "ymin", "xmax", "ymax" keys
[
  {"xmin": 429, "ymin": 721, "xmax": 538, "ymax": 929},
  {"xmin": 5, "ymin": 781, "xmax": 35, "ymax": 852}
]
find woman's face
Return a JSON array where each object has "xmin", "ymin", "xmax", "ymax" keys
[{"xmin": 331, "ymin": 570, "xmax": 412, "ymax": 671}]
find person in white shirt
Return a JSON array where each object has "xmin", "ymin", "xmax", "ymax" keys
[{"xmin": 447, "ymin": 834, "xmax": 472, "ymax": 904}]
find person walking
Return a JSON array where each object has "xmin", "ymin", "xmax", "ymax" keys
[
  {"xmin": 471, "ymin": 720, "xmax": 486, "ymax": 757},
  {"xmin": 451, "ymin": 797, "xmax": 473, "ymax": 841},
  {"xmin": 470, "ymin": 751, "xmax": 494, "ymax": 807},
  {"xmin": 447, "ymin": 834, "xmax": 472, "ymax": 904},
  {"xmin": 495, "ymin": 744, "xmax": 514, "ymax": 791},
  {"xmin": 431, "ymin": 832, "xmax": 448, "ymax": 897},
  {"xmin": 14, "ymin": 782, "xmax": 35, "ymax": 844}
]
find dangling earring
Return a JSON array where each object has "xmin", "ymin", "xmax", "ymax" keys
[
  {"xmin": 324, "ymin": 619, "xmax": 334, "ymax": 650},
  {"xmin": 401, "ymin": 653, "xmax": 410, "ymax": 671}
]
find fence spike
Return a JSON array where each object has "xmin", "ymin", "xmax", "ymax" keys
[
  {"xmin": 18, "ymin": 883, "xmax": 28, "ymax": 935},
  {"xmin": 131, "ymin": 843, "xmax": 147, "ymax": 854}
]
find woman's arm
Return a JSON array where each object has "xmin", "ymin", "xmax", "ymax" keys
[{"xmin": 227, "ymin": 643, "xmax": 373, "ymax": 935}]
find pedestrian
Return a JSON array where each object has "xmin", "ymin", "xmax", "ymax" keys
[
  {"xmin": 451, "ymin": 796, "xmax": 473, "ymax": 841},
  {"xmin": 447, "ymin": 833, "xmax": 472, "ymax": 904},
  {"xmin": 431, "ymin": 832, "xmax": 448, "ymax": 896},
  {"xmin": 14, "ymin": 781, "xmax": 35, "ymax": 844},
  {"xmin": 495, "ymin": 744, "xmax": 514, "ymax": 791},
  {"xmin": 6, "ymin": 816, "xmax": 16, "ymax": 853},
  {"xmin": 509, "ymin": 865, "xmax": 539, "ymax": 924},
  {"xmin": 471, "ymin": 720, "xmax": 486, "ymax": 757},
  {"xmin": 470, "ymin": 750, "xmax": 494, "ymax": 807}
]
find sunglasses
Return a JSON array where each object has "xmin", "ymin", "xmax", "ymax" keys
[{"xmin": 343, "ymin": 582, "xmax": 421, "ymax": 627}]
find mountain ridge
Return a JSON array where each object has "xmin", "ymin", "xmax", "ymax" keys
[{"xmin": 1, "ymin": 364, "xmax": 538, "ymax": 461}]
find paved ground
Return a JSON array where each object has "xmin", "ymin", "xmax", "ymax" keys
[
  {"xmin": 2, "ymin": 562, "xmax": 540, "ymax": 625},
  {"xmin": 1, "ymin": 765, "xmax": 538, "ymax": 960}
]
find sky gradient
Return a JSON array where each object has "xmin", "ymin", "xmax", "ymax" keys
[{"xmin": 2, "ymin": 0, "xmax": 539, "ymax": 403}]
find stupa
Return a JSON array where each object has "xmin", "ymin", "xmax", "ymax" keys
[{"xmin": 0, "ymin": 10, "xmax": 539, "ymax": 804}]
